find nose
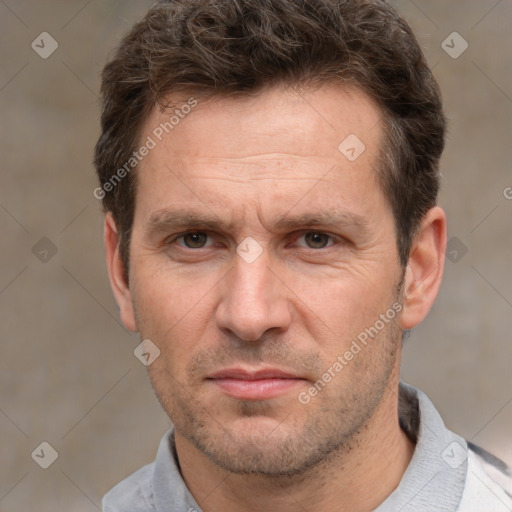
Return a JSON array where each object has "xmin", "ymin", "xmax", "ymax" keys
[{"xmin": 215, "ymin": 249, "xmax": 292, "ymax": 342}]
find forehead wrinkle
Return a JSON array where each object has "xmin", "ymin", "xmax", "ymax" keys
[
  {"xmin": 172, "ymin": 150, "xmax": 320, "ymax": 159},
  {"xmin": 162, "ymin": 158, "xmax": 346, "ymax": 188},
  {"xmin": 186, "ymin": 152, "xmax": 336, "ymax": 162},
  {"xmin": 187, "ymin": 175, "xmax": 322, "ymax": 183},
  {"xmin": 164, "ymin": 152, "xmax": 340, "ymax": 173}
]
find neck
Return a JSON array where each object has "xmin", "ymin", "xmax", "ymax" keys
[{"xmin": 176, "ymin": 374, "xmax": 414, "ymax": 512}]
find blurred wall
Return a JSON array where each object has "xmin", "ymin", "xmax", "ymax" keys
[{"xmin": 0, "ymin": 1, "xmax": 511, "ymax": 510}]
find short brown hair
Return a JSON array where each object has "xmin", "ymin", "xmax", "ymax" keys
[{"xmin": 94, "ymin": 0, "xmax": 446, "ymax": 277}]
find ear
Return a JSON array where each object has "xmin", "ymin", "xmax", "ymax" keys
[
  {"xmin": 104, "ymin": 213, "xmax": 137, "ymax": 332},
  {"xmin": 400, "ymin": 206, "xmax": 447, "ymax": 330}
]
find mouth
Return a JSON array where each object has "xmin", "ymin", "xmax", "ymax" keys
[{"xmin": 206, "ymin": 367, "xmax": 307, "ymax": 400}]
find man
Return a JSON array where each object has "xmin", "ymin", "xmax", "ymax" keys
[{"xmin": 94, "ymin": 1, "xmax": 512, "ymax": 510}]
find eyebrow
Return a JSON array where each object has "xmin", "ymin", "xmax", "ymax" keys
[
  {"xmin": 145, "ymin": 207, "xmax": 370, "ymax": 238},
  {"xmin": 273, "ymin": 211, "xmax": 369, "ymax": 234}
]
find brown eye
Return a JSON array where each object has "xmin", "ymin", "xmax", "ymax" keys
[
  {"xmin": 303, "ymin": 232, "xmax": 331, "ymax": 249},
  {"xmin": 181, "ymin": 232, "xmax": 209, "ymax": 248}
]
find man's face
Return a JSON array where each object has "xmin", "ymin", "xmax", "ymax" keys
[{"xmin": 124, "ymin": 84, "xmax": 405, "ymax": 475}]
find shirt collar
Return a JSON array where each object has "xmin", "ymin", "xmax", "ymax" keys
[
  {"xmin": 151, "ymin": 381, "xmax": 468, "ymax": 512},
  {"xmin": 151, "ymin": 428, "xmax": 202, "ymax": 511},
  {"xmin": 375, "ymin": 381, "xmax": 468, "ymax": 511}
]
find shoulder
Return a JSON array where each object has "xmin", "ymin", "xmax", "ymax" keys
[
  {"xmin": 102, "ymin": 462, "xmax": 156, "ymax": 512},
  {"xmin": 457, "ymin": 443, "xmax": 512, "ymax": 511}
]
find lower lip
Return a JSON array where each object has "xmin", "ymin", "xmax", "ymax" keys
[{"xmin": 208, "ymin": 378, "xmax": 304, "ymax": 400}]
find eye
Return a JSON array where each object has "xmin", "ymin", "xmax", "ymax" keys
[
  {"xmin": 174, "ymin": 231, "xmax": 213, "ymax": 249},
  {"xmin": 295, "ymin": 231, "xmax": 336, "ymax": 249}
]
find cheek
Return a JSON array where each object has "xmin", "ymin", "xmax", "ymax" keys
[
  {"xmin": 129, "ymin": 245, "xmax": 401, "ymax": 369},
  {"xmin": 132, "ymin": 259, "xmax": 215, "ymax": 323},
  {"xmin": 131, "ymin": 264, "xmax": 220, "ymax": 365},
  {"xmin": 291, "ymin": 269, "xmax": 397, "ymax": 350}
]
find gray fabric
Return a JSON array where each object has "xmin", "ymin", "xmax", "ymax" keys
[
  {"xmin": 374, "ymin": 382, "xmax": 467, "ymax": 511},
  {"xmin": 101, "ymin": 381, "xmax": 505, "ymax": 511}
]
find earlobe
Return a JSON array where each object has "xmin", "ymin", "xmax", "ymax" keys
[
  {"xmin": 400, "ymin": 206, "xmax": 447, "ymax": 331},
  {"xmin": 104, "ymin": 213, "xmax": 138, "ymax": 332}
]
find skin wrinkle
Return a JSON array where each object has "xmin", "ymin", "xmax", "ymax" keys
[
  {"xmin": 144, "ymin": 208, "xmax": 372, "ymax": 243},
  {"xmin": 163, "ymin": 155, "xmax": 342, "ymax": 178},
  {"xmin": 96, "ymin": 0, "xmax": 447, "ymax": 276},
  {"xmin": 105, "ymin": 84, "xmax": 446, "ymax": 512},
  {"xmin": 95, "ymin": 2, "xmax": 450, "ymax": 508}
]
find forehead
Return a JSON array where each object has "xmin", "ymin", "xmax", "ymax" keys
[
  {"xmin": 143, "ymin": 84, "xmax": 382, "ymax": 161},
  {"xmin": 133, "ymin": 84, "xmax": 388, "ymax": 226}
]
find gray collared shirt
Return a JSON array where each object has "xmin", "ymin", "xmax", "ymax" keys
[{"xmin": 103, "ymin": 382, "xmax": 512, "ymax": 511}]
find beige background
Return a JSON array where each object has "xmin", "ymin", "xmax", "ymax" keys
[{"xmin": 0, "ymin": 1, "xmax": 511, "ymax": 510}]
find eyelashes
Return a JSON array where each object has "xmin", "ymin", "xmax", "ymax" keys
[{"xmin": 168, "ymin": 230, "xmax": 342, "ymax": 251}]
